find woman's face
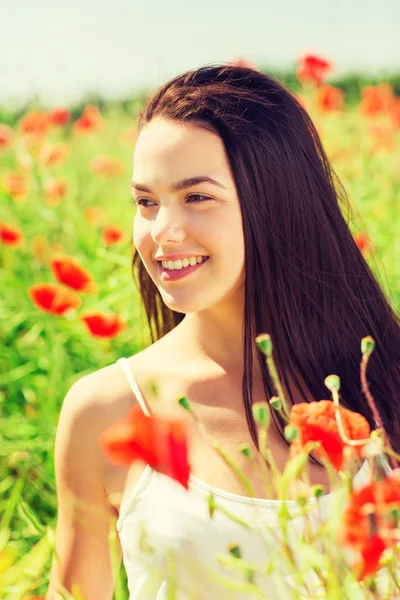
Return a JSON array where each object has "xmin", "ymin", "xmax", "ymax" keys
[{"xmin": 132, "ymin": 117, "xmax": 245, "ymax": 314}]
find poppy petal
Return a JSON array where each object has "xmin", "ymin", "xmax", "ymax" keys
[
  {"xmin": 29, "ymin": 283, "xmax": 81, "ymax": 315},
  {"xmin": 49, "ymin": 256, "xmax": 97, "ymax": 293}
]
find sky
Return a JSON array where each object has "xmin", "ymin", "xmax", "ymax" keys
[{"xmin": 0, "ymin": 0, "xmax": 399, "ymax": 108}]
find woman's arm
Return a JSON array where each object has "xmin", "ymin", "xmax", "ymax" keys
[{"xmin": 46, "ymin": 376, "xmax": 122, "ymax": 600}]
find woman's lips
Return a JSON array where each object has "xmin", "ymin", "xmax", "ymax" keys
[{"xmin": 158, "ymin": 257, "xmax": 209, "ymax": 281}]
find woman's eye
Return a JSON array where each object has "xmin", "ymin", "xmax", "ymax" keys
[
  {"xmin": 186, "ymin": 194, "xmax": 212, "ymax": 203},
  {"xmin": 134, "ymin": 198, "xmax": 155, "ymax": 207},
  {"xmin": 133, "ymin": 194, "xmax": 212, "ymax": 207}
]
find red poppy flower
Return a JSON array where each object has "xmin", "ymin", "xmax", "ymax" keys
[
  {"xmin": 18, "ymin": 111, "xmax": 49, "ymax": 139},
  {"xmin": 341, "ymin": 471, "xmax": 400, "ymax": 579},
  {"xmin": 37, "ymin": 142, "xmax": 69, "ymax": 168},
  {"xmin": 315, "ymin": 85, "xmax": 345, "ymax": 112},
  {"xmin": 0, "ymin": 222, "xmax": 24, "ymax": 247},
  {"xmin": 74, "ymin": 105, "xmax": 102, "ymax": 133},
  {"xmin": 29, "ymin": 283, "xmax": 81, "ymax": 316},
  {"xmin": 49, "ymin": 256, "xmax": 98, "ymax": 293},
  {"xmin": 99, "ymin": 402, "xmax": 190, "ymax": 489},
  {"xmin": 360, "ymin": 84, "xmax": 394, "ymax": 118},
  {"xmin": 44, "ymin": 178, "xmax": 68, "ymax": 206},
  {"xmin": 48, "ymin": 108, "xmax": 71, "ymax": 126},
  {"xmin": 90, "ymin": 155, "xmax": 124, "ymax": 178},
  {"xmin": 288, "ymin": 400, "xmax": 370, "ymax": 471},
  {"xmin": 353, "ymin": 232, "xmax": 371, "ymax": 254},
  {"xmin": 101, "ymin": 224, "xmax": 126, "ymax": 247},
  {"xmin": 0, "ymin": 124, "xmax": 14, "ymax": 150},
  {"xmin": 296, "ymin": 54, "xmax": 333, "ymax": 86},
  {"xmin": 1, "ymin": 172, "xmax": 28, "ymax": 201},
  {"xmin": 80, "ymin": 311, "xmax": 127, "ymax": 338},
  {"xmin": 352, "ymin": 535, "xmax": 387, "ymax": 581},
  {"xmin": 390, "ymin": 97, "xmax": 400, "ymax": 130}
]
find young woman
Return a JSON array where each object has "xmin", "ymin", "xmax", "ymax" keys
[{"xmin": 46, "ymin": 64, "xmax": 400, "ymax": 599}]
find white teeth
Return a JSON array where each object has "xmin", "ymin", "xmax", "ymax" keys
[{"xmin": 161, "ymin": 256, "xmax": 208, "ymax": 270}]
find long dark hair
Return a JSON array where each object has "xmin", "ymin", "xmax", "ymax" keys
[{"xmin": 131, "ymin": 63, "xmax": 400, "ymax": 459}]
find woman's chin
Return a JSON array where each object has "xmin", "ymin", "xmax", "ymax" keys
[{"xmin": 160, "ymin": 294, "xmax": 203, "ymax": 315}]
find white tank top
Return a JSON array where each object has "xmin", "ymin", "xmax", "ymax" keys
[{"xmin": 115, "ymin": 357, "xmax": 372, "ymax": 599}]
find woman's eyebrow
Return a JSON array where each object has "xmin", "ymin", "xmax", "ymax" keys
[{"xmin": 130, "ymin": 176, "xmax": 227, "ymax": 193}]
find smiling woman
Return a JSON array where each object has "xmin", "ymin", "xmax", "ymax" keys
[{"xmin": 47, "ymin": 63, "xmax": 400, "ymax": 600}]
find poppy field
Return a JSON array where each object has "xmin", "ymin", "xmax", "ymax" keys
[{"xmin": 1, "ymin": 56, "xmax": 400, "ymax": 598}]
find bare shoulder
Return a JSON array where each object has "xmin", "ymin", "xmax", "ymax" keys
[{"xmin": 61, "ymin": 329, "xmax": 185, "ymax": 455}]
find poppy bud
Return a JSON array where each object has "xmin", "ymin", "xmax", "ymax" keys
[
  {"xmin": 284, "ymin": 426, "xmax": 298, "ymax": 442},
  {"xmin": 178, "ymin": 396, "xmax": 191, "ymax": 411},
  {"xmin": 208, "ymin": 493, "xmax": 216, "ymax": 519},
  {"xmin": 269, "ymin": 396, "xmax": 281, "ymax": 410},
  {"xmin": 361, "ymin": 336, "xmax": 375, "ymax": 357},
  {"xmin": 252, "ymin": 402, "xmax": 269, "ymax": 426},
  {"xmin": 255, "ymin": 333, "xmax": 272, "ymax": 356},
  {"xmin": 312, "ymin": 484, "xmax": 325, "ymax": 498},
  {"xmin": 324, "ymin": 374, "xmax": 341, "ymax": 392},
  {"xmin": 238, "ymin": 443, "xmax": 251, "ymax": 458},
  {"xmin": 227, "ymin": 544, "xmax": 242, "ymax": 559}
]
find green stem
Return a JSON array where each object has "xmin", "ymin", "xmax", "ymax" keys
[
  {"xmin": 360, "ymin": 355, "xmax": 397, "ymax": 470},
  {"xmin": 210, "ymin": 497, "xmax": 252, "ymax": 529},
  {"xmin": 265, "ymin": 355, "xmax": 290, "ymax": 421},
  {"xmin": 212, "ymin": 440, "xmax": 255, "ymax": 498}
]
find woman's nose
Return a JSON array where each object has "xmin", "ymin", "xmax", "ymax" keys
[{"xmin": 151, "ymin": 206, "xmax": 187, "ymax": 244}]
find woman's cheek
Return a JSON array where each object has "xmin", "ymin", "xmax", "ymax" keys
[{"xmin": 133, "ymin": 217, "xmax": 149, "ymax": 252}]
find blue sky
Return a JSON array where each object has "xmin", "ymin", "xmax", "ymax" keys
[{"xmin": 0, "ymin": 0, "xmax": 399, "ymax": 107}]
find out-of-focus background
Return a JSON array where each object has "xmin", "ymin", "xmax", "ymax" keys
[
  {"xmin": 1, "ymin": 0, "xmax": 400, "ymax": 107},
  {"xmin": 0, "ymin": 1, "xmax": 399, "ymax": 598}
]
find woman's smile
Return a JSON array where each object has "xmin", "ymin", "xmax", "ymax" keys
[{"xmin": 158, "ymin": 256, "xmax": 210, "ymax": 282}]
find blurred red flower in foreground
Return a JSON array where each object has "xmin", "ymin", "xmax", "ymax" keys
[
  {"xmin": 100, "ymin": 402, "xmax": 190, "ymax": 489},
  {"xmin": 0, "ymin": 222, "xmax": 24, "ymax": 247},
  {"xmin": 80, "ymin": 311, "xmax": 127, "ymax": 338},
  {"xmin": 0, "ymin": 124, "xmax": 14, "ymax": 150},
  {"xmin": 90, "ymin": 155, "xmax": 124, "ymax": 178},
  {"xmin": 101, "ymin": 224, "xmax": 126, "ymax": 247},
  {"xmin": 18, "ymin": 111, "xmax": 49, "ymax": 139},
  {"xmin": 341, "ymin": 470, "xmax": 400, "ymax": 579},
  {"xmin": 315, "ymin": 85, "xmax": 345, "ymax": 112},
  {"xmin": 1, "ymin": 172, "xmax": 28, "ymax": 201},
  {"xmin": 48, "ymin": 108, "xmax": 71, "ymax": 127},
  {"xmin": 288, "ymin": 400, "xmax": 370, "ymax": 471},
  {"xmin": 29, "ymin": 283, "xmax": 81, "ymax": 316},
  {"xmin": 50, "ymin": 255, "xmax": 98, "ymax": 293},
  {"xmin": 74, "ymin": 105, "xmax": 102, "ymax": 133},
  {"xmin": 360, "ymin": 83, "xmax": 394, "ymax": 118},
  {"xmin": 353, "ymin": 232, "xmax": 371, "ymax": 254},
  {"xmin": 296, "ymin": 54, "xmax": 333, "ymax": 86}
]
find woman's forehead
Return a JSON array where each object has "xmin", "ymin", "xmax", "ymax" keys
[{"xmin": 133, "ymin": 119, "xmax": 230, "ymax": 187}]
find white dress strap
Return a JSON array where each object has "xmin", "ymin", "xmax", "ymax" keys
[{"xmin": 116, "ymin": 357, "xmax": 151, "ymax": 417}]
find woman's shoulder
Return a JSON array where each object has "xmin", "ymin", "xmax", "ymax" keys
[{"xmin": 66, "ymin": 330, "xmax": 184, "ymax": 422}]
